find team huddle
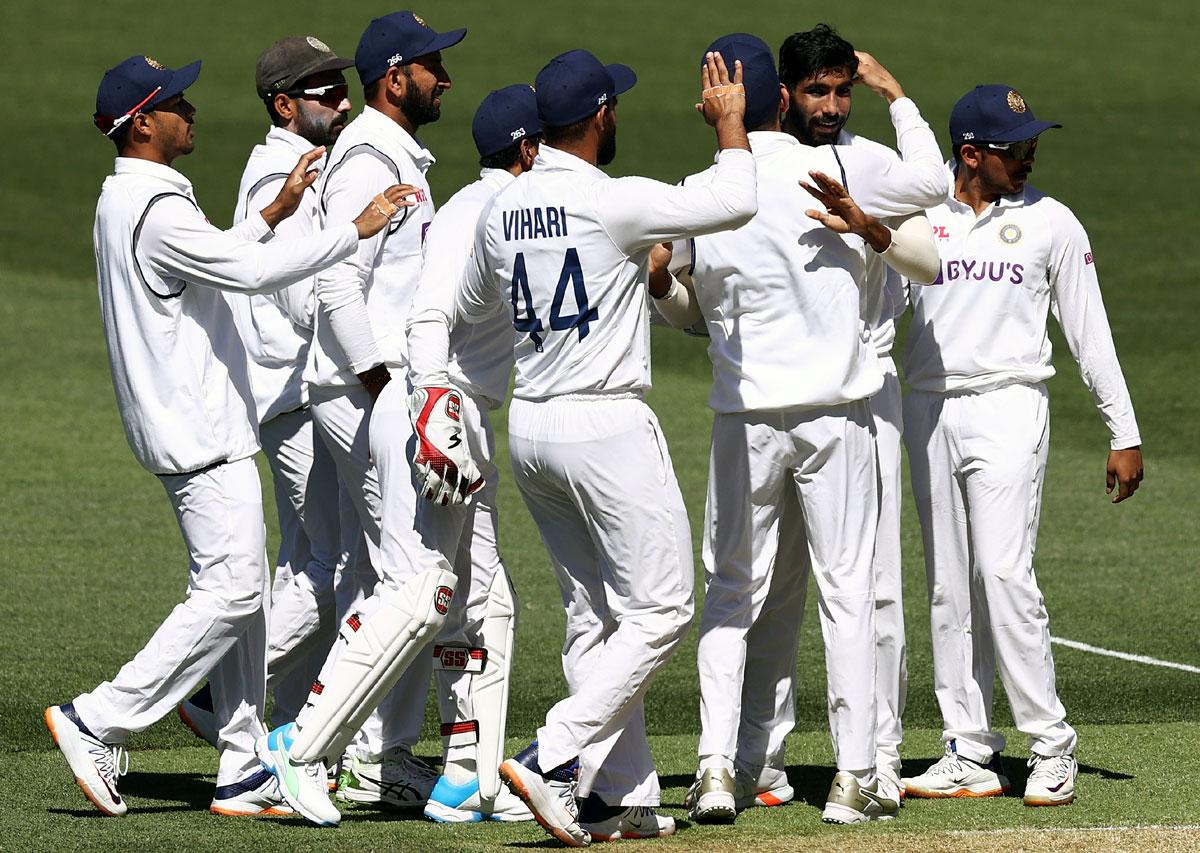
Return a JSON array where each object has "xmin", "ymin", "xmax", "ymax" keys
[{"xmin": 44, "ymin": 10, "xmax": 1144, "ymax": 846}]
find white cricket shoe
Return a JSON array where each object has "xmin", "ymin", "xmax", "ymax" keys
[
  {"xmin": 821, "ymin": 771, "xmax": 900, "ymax": 824},
  {"xmin": 685, "ymin": 767, "xmax": 737, "ymax": 823},
  {"xmin": 177, "ymin": 684, "xmax": 218, "ymax": 749},
  {"xmin": 903, "ymin": 740, "xmax": 1010, "ymax": 798},
  {"xmin": 734, "ymin": 764, "xmax": 794, "ymax": 809},
  {"xmin": 578, "ymin": 795, "xmax": 676, "ymax": 842},
  {"xmin": 336, "ymin": 747, "xmax": 437, "ymax": 808},
  {"xmin": 44, "ymin": 703, "xmax": 128, "ymax": 816},
  {"xmin": 424, "ymin": 773, "xmax": 533, "ymax": 822},
  {"xmin": 209, "ymin": 767, "xmax": 294, "ymax": 816},
  {"xmin": 1023, "ymin": 753, "xmax": 1077, "ymax": 807},
  {"xmin": 499, "ymin": 742, "xmax": 589, "ymax": 847},
  {"xmin": 255, "ymin": 723, "xmax": 340, "ymax": 826}
]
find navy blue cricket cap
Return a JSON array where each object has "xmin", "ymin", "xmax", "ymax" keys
[
  {"xmin": 950, "ymin": 84, "xmax": 1061, "ymax": 145},
  {"xmin": 355, "ymin": 11, "xmax": 467, "ymax": 87},
  {"xmin": 704, "ymin": 33, "xmax": 779, "ymax": 130},
  {"xmin": 94, "ymin": 55, "xmax": 201, "ymax": 136},
  {"xmin": 472, "ymin": 85, "xmax": 542, "ymax": 158},
  {"xmin": 534, "ymin": 49, "xmax": 636, "ymax": 127}
]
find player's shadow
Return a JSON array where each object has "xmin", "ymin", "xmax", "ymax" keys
[
  {"xmin": 900, "ymin": 755, "xmax": 1134, "ymax": 798},
  {"xmin": 48, "ymin": 770, "xmax": 213, "ymax": 815},
  {"xmin": 505, "ymin": 822, "xmax": 694, "ymax": 849}
]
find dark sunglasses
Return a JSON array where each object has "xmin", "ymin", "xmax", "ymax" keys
[
  {"xmin": 985, "ymin": 138, "xmax": 1038, "ymax": 160},
  {"xmin": 283, "ymin": 82, "xmax": 350, "ymax": 104}
]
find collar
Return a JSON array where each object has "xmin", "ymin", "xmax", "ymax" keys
[
  {"xmin": 113, "ymin": 157, "xmax": 192, "ymax": 192},
  {"xmin": 948, "ymin": 162, "xmax": 1027, "ymax": 212},
  {"xmin": 359, "ymin": 105, "xmax": 436, "ymax": 168},
  {"xmin": 265, "ymin": 125, "xmax": 318, "ymax": 156},
  {"xmin": 533, "ymin": 144, "xmax": 607, "ymax": 180},
  {"xmin": 479, "ymin": 167, "xmax": 516, "ymax": 189},
  {"xmin": 746, "ymin": 130, "xmax": 805, "ymax": 155}
]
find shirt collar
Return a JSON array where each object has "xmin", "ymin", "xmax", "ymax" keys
[
  {"xmin": 480, "ymin": 167, "xmax": 516, "ymax": 189},
  {"xmin": 265, "ymin": 125, "xmax": 317, "ymax": 156},
  {"xmin": 746, "ymin": 130, "xmax": 804, "ymax": 155},
  {"xmin": 360, "ymin": 105, "xmax": 436, "ymax": 168},
  {"xmin": 113, "ymin": 157, "xmax": 193, "ymax": 192},
  {"xmin": 533, "ymin": 144, "xmax": 607, "ymax": 179}
]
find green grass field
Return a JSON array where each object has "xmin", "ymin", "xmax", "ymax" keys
[{"xmin": 2, "ymin": 0, "xmax": 1199, "ymax": 849}]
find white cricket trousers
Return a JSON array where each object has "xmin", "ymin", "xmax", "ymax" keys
[
  {"xmin": 904, "ymin": 382, "xmax": 1077, "ymax": 761},
  {"xmin": 697, "ymin": 400, "xmax": 879, "ymax": 773},
  {"xmin": 508, "ymin": 396, "xmax": 695, "ymax": 806},
  {"xmin": 257, "ymin": 407, "xmax": 340, "ymax": 725},
  {"xmin": 307, "ymin": 382, "xmax": 431, "ymax": 760},
  {"xmin": 73, "ymin": 456, "xmax": 269, "ymax": 785}
]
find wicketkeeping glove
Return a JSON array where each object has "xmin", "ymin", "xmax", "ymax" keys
[{"xmin": 409, "ymin": 386, "xmax": 485, "ymax": 506}]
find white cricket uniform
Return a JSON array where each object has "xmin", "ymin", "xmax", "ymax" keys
[
  {"xmin": 228, "ymin": 126, "xmax": 345, "ymax": 724},
  {"xmin": 298, "ymin": 105, "xmax": 447, "ymax": 760},
  {"xmin": 903, "ymin": 180, "xmax": 1140, "ymax": 761},
  {"xmin": 676, "ymin": 111, "xmax": 946, "ymax": 775},
  {"xmin": 406, "ymin": 167, "xmax": 519, "ymax": 769},
  {"xmin": 75, "ymin": 156, "xmax": 359, "ymax": 785},
  {"xmin": 458, "ymin": 143, "xmax": 757, "ymax": 804}
]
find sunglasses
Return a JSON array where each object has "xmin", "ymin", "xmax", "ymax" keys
[
  {"xmin": 985, "ymin": 138, "xmax": 1038, "ymax": 160},
  {"xmin": 283, "ymin": 82, "xmax": 350, "ymax": 103}
]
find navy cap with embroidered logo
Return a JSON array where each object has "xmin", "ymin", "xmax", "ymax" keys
[
  {"xmin": 704, "ymin": 33, "xmax": 778, "ymax": 130},
  {"xmin": 354, "ymin": 11, "xmax": 467, "ymax": 87},
  {"xmin": 472, "ymin": 85, "xmax": 542, "ymax": 158},
  {"xmin": 534, "ymin": 49, "xmax": 637, "ymax": 127},
  {"xmin": 94, "ymin": 55, "xmax": 202, "ymax": 137},
  {"xmin": 950, "ymin": 84, "xmax": 1062, "ymax": 145}
]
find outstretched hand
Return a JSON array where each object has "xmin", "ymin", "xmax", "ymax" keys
[
  {"xmin": 260, "ymin": 147, "xmax": 326, "ymax": 229},
  {"xmin": 695, "ymin": 51, "xmax": 746, "ymax": 127},
  {"xmin": 801, "ymin": 170, "xmax": 891, "ymax": 252},
  {"xmin": 352, "ymin": 185, "xmax": 420, "ymax": 239}
]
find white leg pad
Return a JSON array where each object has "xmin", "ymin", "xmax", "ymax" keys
[
  {"xmin": 473, "ymin": 569, "xmax": 517, "ymax": 800},
  {"xmin": 291, "ymin": 568, "xmax": 457, "ymax": 764}
]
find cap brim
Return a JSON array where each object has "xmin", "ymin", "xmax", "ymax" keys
[
  {"xmin": 607, "ymin": 63, "xmax": 637, "ymax": 95},
  {"xmin": 990, "ymin": 118, "xmax": 1061, "ymax": 143},
  {"xmin": 418, "ymin": 27, "xmax": 467, "ymax": 58},
  {"xmin": 148, "ymin": 59, "xmax": 202, "ymax": 109}
]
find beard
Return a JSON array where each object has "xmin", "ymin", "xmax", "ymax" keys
[
  {"xmin": 785, "ymin": 104, "xmax": 845, "ymax": 146},
  {"xmin": 401, "ymin": 76, "xmax": 441, "ymax": 127},
  {"xmin": 597, "ymin": 121, "xmax": 617, "ymax": 166},
  {"xmin": 295, "ymin": 103, "xmax": 347, "ymax": 148}
]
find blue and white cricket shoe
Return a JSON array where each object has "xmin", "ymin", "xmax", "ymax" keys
[
  {"xmin": 424, "ymin": 774, "xmax": 534, "ymax": 823},
  {"xmin": 255, "ymin": 723, "xmax": 339, "ymax": 826}
]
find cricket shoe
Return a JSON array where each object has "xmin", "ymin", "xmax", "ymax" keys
[
  {"xmin": 902, "ymin": 739, "xmax": 1010, "ymax": 798},
  {"xmin": 877, "ymin": 763, "xmax": 905, "ymax": 803},
  {"xmin": 255, "ymin": 723, "xmax": 340, "ymax": 826},
  {"xmin": 577, "ymin": 794, "xmax": 675, "ymax": 842},
  {"xmin": 821, "ymin": 771, "xmax": 900, "ymax": 824},
  {"xmin": 499, "ymin": 741, "xmax": 589, "ymax": 847},
  {"xmin": 685, "ymin": 767, "xmax": 736, "ymax": 823},
  {"xmin": 210, "ymin": 768, "xmax": 294, "ymax": 816},
  {"xmin": 423, "ymin": 774, "xmax": 533, "ymax": 822},
  {"xmin": 1023, "ymin": 753, "xmax": 1077, "ymax": 807},
  {"xmin": 44, "ymin": 703, "xmax": 129, "ymax": 816},
  {"xmin": 734, "ymin": 764, "xmax": 794, "ymax": 809},
  {"xmin": 177, "ymin": 683, "xmax": 218, "ymax": 749},
  {"xmin": 336, "ymin": 747, "xmax": 437, "ymax": 809}
]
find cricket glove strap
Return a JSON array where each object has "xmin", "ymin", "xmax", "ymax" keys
[{"xmin": 409, "ymin": 385, "xmax": 484, "ymax": 506}]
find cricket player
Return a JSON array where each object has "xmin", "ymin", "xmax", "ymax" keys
[
  {"xmin": 456, "ymin": 48, "xmax": 758, "ymax": 846},
  {"xmin": 255, "ymin": 11, "xmax": 472, "ymax": 826},
  {"xmin": 402, "ymin": 84, "xmax": 544, "ymax": 825},
  {"xmin": 900, "ymin": 85, "xmax": 1143, "ymax": 807},
  {"xmin": 706, "ymin": 25, "xmax": 930, "ymax": 806},
  {"xmin": 664, "ymin": 33, "xmax": 945, "ymax": 825},
  {"xmin": 44, "ymin": 54, "xmax": 412, "ymax": 818}
]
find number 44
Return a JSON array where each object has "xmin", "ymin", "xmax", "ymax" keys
[{"xmin": 510, "ymin": 248, "xmax": 598, "ymax": 352}]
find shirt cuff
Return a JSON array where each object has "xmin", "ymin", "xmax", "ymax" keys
[
  {"xmin": 888, "ymin": 96, "xmax": 919, "ymax": 122},
  {"xmin": 715, "ymin": 147, "xmax": 754, "ymax": 164},
  {"xmin": 1111, "ymin": 433, "xmax": 1142, "ymax": 451},
  {"xmin": 244, "ymin": 211, "xmax": 273, "ymax": 242}
]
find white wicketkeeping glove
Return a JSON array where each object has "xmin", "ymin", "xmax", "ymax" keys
[{"xmin": 408, "ymin": 386, "xmax": 485, "ymax": 506}]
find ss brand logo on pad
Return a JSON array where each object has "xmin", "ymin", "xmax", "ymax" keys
[{"xmin": 434, "ymin": 585, "xmax": 453, "ymax": 615}]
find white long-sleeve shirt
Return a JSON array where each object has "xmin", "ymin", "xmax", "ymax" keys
[
  {"xmin": 305, "ymin": 106, "xmax": 436, "ymax": 388},
  {"xmin": 406, "ymin": 168, "xmax": 517, "ymax": 409},
  {"xmin": 228, "ymin": 126, "xmax": 318, "ymax": 423},
  {"xmin": 671, "ymin": 117, "xmax": 946, "ymax": 414},
  {"xmin": 457, "ymin": 144, "xmax": 758, "ymax": 401},
  {"xmin": 904, "ymin": 182, "xmax": 1141, "ymax": 449},
  {"xmin": 94, "ymin": 157, "xmax": 359, "ymax": 475}
]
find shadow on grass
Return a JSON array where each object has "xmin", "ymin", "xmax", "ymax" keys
[
  {"xmin": 661, "ymin": 765, "xmax": 834, "ymax": 810},
  {"xmin": 900, "ymin": 754, "xmax": 1134, "ymax": 799},
  {"xmin": 504, "ymin": 821, "xmax": 693, "ymax": 848}
]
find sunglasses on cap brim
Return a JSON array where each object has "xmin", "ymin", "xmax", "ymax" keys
[
  {"xmin": 984, "ymin": 138, "xmax": 1038, "ymax": 160},
  {"xmin": 93, "ymin": 86, "xmax": 163, "ymax": 136}
]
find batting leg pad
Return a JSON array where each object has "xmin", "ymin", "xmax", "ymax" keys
[
  {"xmin": 432, "ymin": 568, "xmax": 517, "ymax": 800},
  {"xmin": 290, "ymin": 568, "xmax": 457, "ymax": 764}
]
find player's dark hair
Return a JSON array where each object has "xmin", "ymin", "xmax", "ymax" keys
[
  {"xmin": 480, "ymin": 133, "xmax": 543, "ymax": 169},
  {"xmin": 110, "ymin": 122, "xmax": 132, "ymax": 152},
  {"xmin": 264, "ymin": 97, "xmax": 285, "ymax": 127},
  {"xmin": 952, "ymin": 142, "xmax": 968, "ymax": 163},
  {"xmin": 544, "ymin": 116, "xmax": 592, "ymax": 147},
  {"xmin": 364, "ymin": 79, "xmax": 381, "ymax": 102},
  {"xmin": 778, "ymin": 23, "xmax": 858, "ymax": 90}
]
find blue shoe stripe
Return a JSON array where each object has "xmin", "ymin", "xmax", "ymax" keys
[
  {"xmin": 429, "ymin": 775, "xmax": 480, "ymax": 808},
  {"xmin": 214, "ymin": 768, "xmax": 273, "ymax": 800},
  {"xmin": 60, "ymin": 702, "xmax": 101, "ymax": 742}
]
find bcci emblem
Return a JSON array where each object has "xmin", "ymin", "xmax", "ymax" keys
[
  {"xmin": 999, "ymin": 223, "xmax": 1022, "ymax": 244},
  {"xmin": 306, "ymin": 36, "xmax": 331, "ymax": 53},
  {"xmin": 1007, "ymin": 90, "xmax": 1027, "ymax": 114},
  {"xmin": 144, "ymin": 56, "xmax": 164, "ymax": 70},
  {"xmin": 434, "ymin": 585, "xmax": 453, "ymax": 615},
  {"xmin": 413, "ymin": 12, "xmax": 428, "ymax": 27}
]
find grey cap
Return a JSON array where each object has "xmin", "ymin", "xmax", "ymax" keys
[{"xmin": 255, "ymin": 36, "xmax": 354, "ymax": 100}]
